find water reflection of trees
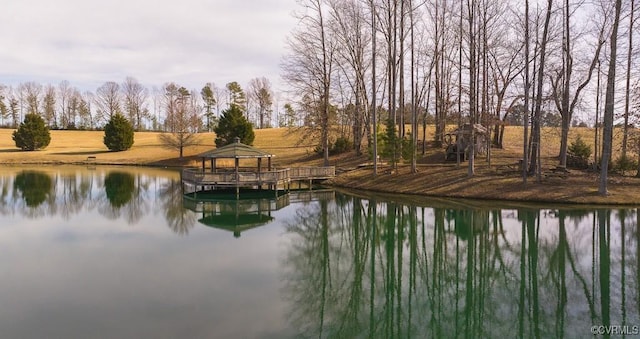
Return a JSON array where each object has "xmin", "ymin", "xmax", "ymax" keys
[
  {"xmin": 159, "ymin": 178, "xmax": 196, "ymax": 235},
  {"xmin": 0, "ymin": 168, "xmax": 191, "ymax": 231},
  {"xmin": 282, "ymin": 194, "xmax": 640, "ymax": 338},
  {"xmin": 104, "ymin": 172, "xmax": 135, "ymax": 208},
  {"xmin": 13, "ymin": 171, "xmax": 53, "ymax": 208}
]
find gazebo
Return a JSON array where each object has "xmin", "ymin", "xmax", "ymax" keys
[
  {"xmin": 182, "ymin": 137, "xmax": 291, "ymax": 197},
  {"xmin": 199, "ymin": 137, "xmax": 274, "ymax": 175}
]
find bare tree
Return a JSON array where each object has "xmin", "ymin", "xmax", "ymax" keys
[
  {"xmin": 58, "ymin": 80, "xmax": 72, "ymax": 128},
  {"xmin": 159, "ymin": 83, "xmax": 201, "ymax": 158},
  {"xmin": 94, "ymin": 81, "xmax": 121, "ymax": 125},
  {"xmin": 248, "ymin": 77, "xmax": 274, "ymax": 129},
  {"xmin": 19, "ymin": 82, "xmax": 42, "ymax": 116},
  {"xmin": 523, "ymin": 0, "xmax": 530, "ymax": 184},
  {"xmin": 283, "ymin": 0, "xmax": 335, "ymax": 166},
  {"xmin": 622, "ymin": 0, "xmax": 635, "ymax": 158},
  {"xmin": 78, "ymin": 91, "xmax": 94, "ymax": 129},
  {"xmin": 122, "ymin": 76, "xmax": 148, "ymax": 130},
  {"xmin": 329, "ymin": 0, "xmax": 370, "ymax": 155},
  {"xmin": 600, "ymin": 0, "xmax": 623, "ymax": 195},
  {"xmin": 485, "ymin": 0, "xmax": 525, "ymax": 148},
  {"xmin": 66, "ymin": 89, "xmax": 82, "ymax": 128},
  {"xmin": 370, "ymin": 0, "xmax": 378, "ymax": 175},
  {"xmin": 42, "ymin": 85, "xmax": 57, "ymax": 128},
  {"xmin": 528, "ymin": 0, "xmax": 554, "ymax": 179},
  {"xmin": 0, "ymin": 85, "xmax": 8, "ymax": 126},
  {"xmin": 550, "ymin": 1, "xmax": 607, "ymax": 168},
  {"xmin": 7, "ymin": 88, "xmax": 20, "ymax": 127},
  {"xmin": 467, "ymin": 0, "xmax": 478, "ymax": 176}
]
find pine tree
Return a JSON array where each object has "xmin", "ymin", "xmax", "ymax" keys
[
  {"xmin": 103, "ymin": 113, "xmax": 134, "ymax": 151},
  {"xmin": 214, "ymin": 105, "xmax": 255, "ymax": 147},
  {"xmin": 13, "ymin": 113, "xmax": 51, "ymax": 151}
]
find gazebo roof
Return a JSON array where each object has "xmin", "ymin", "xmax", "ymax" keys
[{"xmin": 200, "ymin": 137, "xmax": 274, "ymax": 159}]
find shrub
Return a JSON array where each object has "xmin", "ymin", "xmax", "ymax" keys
[
  {"xmin": 12, "ymin": 113, "xmax": 51, "ymax": 151},
  {"xmin": 401, "ymin": 134, "xmax": 415, "ymax": 161},
  {"xmin": 568, "ymin": 135, "xmax": 591, "ymax": 159},
  {"xmin": 567, "ymin": 135, "xmax": 591, "ymax": 169},
  {"xmin": 613, "ymin": 155, "xmax": 638, "ymax": 175},
  {"xmin": 103, "ymin": 113, "xmax": 134, "ymax": 151},
  {"xmin": 330, "ymin": 136, "xmax": 353, "ymax": 155}
]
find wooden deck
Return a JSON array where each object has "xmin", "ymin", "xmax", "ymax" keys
[{"xmin": 182, "ymin": 166, "xmax": 335, "ymax": 193}]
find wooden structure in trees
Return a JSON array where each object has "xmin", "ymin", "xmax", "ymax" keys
[{"xmin": 444, "ymin": 123, "xmax": 489, "ymax": 161}]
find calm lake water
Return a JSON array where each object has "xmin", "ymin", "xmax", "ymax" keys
[{"xmin": 0, "ymin": 166, "xmax": 638, "ymax": 339}]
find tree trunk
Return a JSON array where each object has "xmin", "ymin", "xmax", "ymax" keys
[
  {"xmin": 523, "ymin": 0, "xmax": 530, "ymax": 184},
  {"xmin": 410, "ymin": 0, "xmax": 417, "ymax": 174},
  {"xmin": 528, "ymin": 0, "xmax": 553, "ymax": 178},
  {"xmin": 559, "ymin": 0, "xmax": 571, "ymax": 168},
  {"xmin": 599, "ymin": 0, "xmax": 622, "ymax": 195},
  {"xmin": 317, "ymin": 0, "xmax": 331, "ymax": 167},
  {"xmin": 468, "ymin": 0, "xmax": 476, "ymax": 177},
  {"xmin": 371, "ymin": 0, "xmax": 378, "ymax": 176},
  {"xmin": 623, "ymin": 0, "xmax": 635, "ymax": 158}
]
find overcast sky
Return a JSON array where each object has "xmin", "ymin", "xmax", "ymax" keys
[{"xmin": 1, "ymin": 0, "xmax": 299, "ymax": 93}]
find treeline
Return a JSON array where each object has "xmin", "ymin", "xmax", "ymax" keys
[
  {"xmin": 0, "ymin": 77, "xmax": 290, "ymax": 132},
  {"xmin": 283, "ymin": 0, "xmax": 640, "ymax": 186}
]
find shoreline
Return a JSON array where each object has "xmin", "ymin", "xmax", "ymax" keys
[
  {"xmin": 1, "ymin": 128, "xmax": 639, "ymax": 206},
  {"xmin": 2, "ymin": 160, "xmax": 639, "ymax": 206},
  {"xmin": 325, "ymin": 165, "xmax": 640, "ymax": 206}
]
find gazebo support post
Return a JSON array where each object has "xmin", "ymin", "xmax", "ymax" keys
[
  {"xmin": 258, "ymin": 158, "xmax": 262, "ymax": 191},
  {"xmin": 235, "ymin": 158, "xmax": 240, "ymax": 198}
]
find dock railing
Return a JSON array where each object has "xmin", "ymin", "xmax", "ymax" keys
[
  {"xmin": 183, "ymin": 166, "xmax": 335, "ymax": 190},
  {"xmin": 289, "ymin": 166, "xmax": 335, "ymax": 180},
  {"xmin": 183, "ymin": 168, "xmax": 291, "ymax": 186}
]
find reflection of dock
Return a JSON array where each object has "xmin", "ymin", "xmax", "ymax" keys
[{"xmin": 184, "ymin": 190, "xmax": 335, "ymax": 238}]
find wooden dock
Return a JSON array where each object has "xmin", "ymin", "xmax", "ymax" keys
[{"xmin": 182, "ymin": 166, "xmax": 335, "ymax": 195}]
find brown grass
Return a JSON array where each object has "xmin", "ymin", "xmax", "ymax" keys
[
  {"xmin": 0, "ymin": 126, "xmax": 638, "ymax": 204},
  {"xmin": 0, "ymin": 128, "xmax": 318, "ymax": 167}
]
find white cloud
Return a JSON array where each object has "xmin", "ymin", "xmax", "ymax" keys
[{"xmin": 0, "ymin": 0, "xmax": 297, "ymax": 92}]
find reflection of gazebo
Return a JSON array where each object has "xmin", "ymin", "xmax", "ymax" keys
[
  {"xmin": 199, "ymin": 214, "xmax": 274, "ymax": 238},
  {"xmin": 184, "ymin": 193, "xmax": 290, "ymax": 238}
]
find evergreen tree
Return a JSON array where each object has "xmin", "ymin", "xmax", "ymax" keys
[
  {"xmin": 214, "ymin": 105, "xmax": 254, "ymax": 147},
  {"xmin": 13, "ymin": 113, "xmax": 51, "ymax": 151},
  {"xmin": 201, "ymin": 83, "xmax": 217, "ymax": 131},
  {"xmin": 381, "ymin": 118, "xmax": 399, "ymax": 169},
  {"xmin": 103, "ymin": 113, "xmax": 134, "ymax": 151}
]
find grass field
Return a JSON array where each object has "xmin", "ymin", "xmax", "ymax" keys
[
  {"xmin": 0, "ymin": 128, "xmax": 319, "ymax": 167},
  {"xmin": 0, "ymin": 126, "xmax": 638, "ymax": 204}
]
